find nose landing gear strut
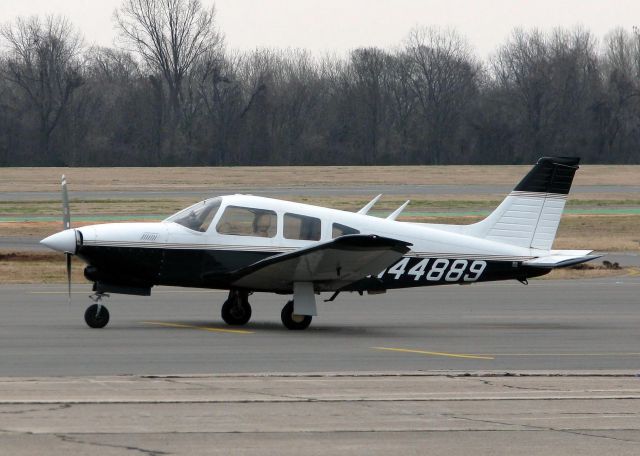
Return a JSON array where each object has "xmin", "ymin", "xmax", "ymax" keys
[{"xmin": 85, "ymin": 292, "xmax": 110, "ymax": 329}]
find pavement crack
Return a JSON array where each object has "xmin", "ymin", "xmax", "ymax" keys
[
  {"xmin": 55, "ymin": 433, "xmax": 171, "ymax": 456},
  {"xmin": 234, "ymin": 388, "xmax": 315, "ymax": 402},
  {"xmin": 0, "ymin": 403, "xmax": 71, "ymax": 415},
  {"xmin": 446, "ymin": 413, "xmax": 640, "ymax": 444},
  {"xmin": 150, "ymin": 379, "xmax": 310, "ymax": 402},
  {"xmin": 461, "ymin": 376, "xmax": 559, "ymax": 392},
  {"xmin": 492, "ymin": 381, "xmax": 559, "ymax": 392}
]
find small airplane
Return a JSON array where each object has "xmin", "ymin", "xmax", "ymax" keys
[{"xmin": 41, "ymin": 157, "xmax": 599, "ymax": 330}]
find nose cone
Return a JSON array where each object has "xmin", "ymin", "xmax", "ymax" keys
[{"xmin": 40, "ymin": 229, "xmax": 77, "ymax": 254}]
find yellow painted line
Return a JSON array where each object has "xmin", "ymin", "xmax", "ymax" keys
[
  {"xmin": 142, "ymin": 321, "xmax": 253, "ymax": 335},
  {"xmin": 372, "ymin": 347, "xmax": 494, "ymax": 360},
  {"xmin": 373, "ymin": 348, "xmax": 640, "ymax": 359},
  {"xmin": 479, "ymin": 353, "xmax": 640, "ymax": 357},
  {"xmin": 627, "ymin": 268, "xmax": 640, "ymax": 277}
]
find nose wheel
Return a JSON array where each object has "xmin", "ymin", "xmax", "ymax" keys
[
  {"xmin": 281, "ymin": 300, "xmax": 312, "ymax": 330},
  {"xmin": 85, "ymin": 293, "xmax": 110, "ymax": 328},
  {"xmin": 221, "ymin": 290, "xmax": 252, "ymax": 326}
]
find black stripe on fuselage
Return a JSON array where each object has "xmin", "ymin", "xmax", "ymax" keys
[
  {"xmin": 77, "ymin": 245, "xmax": 548, "ymax": 292},
  {"xmin": 77, "ymin": 245, "xmax": 275, "ymax": 289},
  {"xmin": 342, "ymin": 256, "xmax": 548, "ymax": 292}
]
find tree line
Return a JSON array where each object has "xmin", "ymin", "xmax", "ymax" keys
[{"xmin": 1, "ymin": 0, "xmax": 639, "ymax": 166}]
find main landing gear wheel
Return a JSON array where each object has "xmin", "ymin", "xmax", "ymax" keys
[
  {"xmin": 84, "ymin": 304, "xmax": 110, "ymax": 329},
  {"xmin": 221, "ymin": 291, "xmax": 252, "ymax": 326},
  {"xmin": 281, "ymin": 300, "xmax": 312, "ymax": 330}
]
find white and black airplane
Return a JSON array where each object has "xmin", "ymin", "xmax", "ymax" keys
[{"xmin": 41, "ymin": 157, "xmax": 599, "ymax": 330}]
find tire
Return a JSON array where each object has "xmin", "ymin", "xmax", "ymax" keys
[
  {"xmin": 281, "ymin": 300, "xmax": 312, "ymax": 330},
  {"xmin": 84, "ymin": 304, "xmax": 110, "ymax": 329},
  {"xmin": 221, "ymin": 298, "xmax": 252, "ymax": 326}
]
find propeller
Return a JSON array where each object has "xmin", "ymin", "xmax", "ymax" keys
[{"xmin": 61, "ymin": 175, "xmax": 72, "ymax": 304}]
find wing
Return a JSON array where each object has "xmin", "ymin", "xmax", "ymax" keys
[{"xmin": 228, "ymin": 235, "xmax": 412, "ymax": 292}]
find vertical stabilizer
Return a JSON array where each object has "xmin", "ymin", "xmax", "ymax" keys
[{"xmin": 467, "ymin": 157, "xmax": 580, "ymax": 250}]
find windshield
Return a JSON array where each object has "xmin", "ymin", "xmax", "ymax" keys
[{"xmin": 164, "ymin": 197, "xmax": 222, "ymax": 232}]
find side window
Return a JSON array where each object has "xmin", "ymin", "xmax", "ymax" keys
[
  {"xmin": 284, "ymin": 213, "xmax": 321, "ymax": 241},
  {"xmin": 216, "ymin": 206, "xmax": 277, "ymax": 238},
  {"xmin": 332, "ymin": 223, "xmax": 360, "ymax": 238}
]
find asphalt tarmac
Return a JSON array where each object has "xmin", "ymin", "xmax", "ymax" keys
[
  {"xmin": 2, "ymin": 373, "xmax": 640, "ymax": 455},
  {"xmin": 3, "ymin": 279, "xmax": 640, "ymax": 454},
  {"xmin": 2, "ymin": 278, "xmax": 640, "ymax": 376}
]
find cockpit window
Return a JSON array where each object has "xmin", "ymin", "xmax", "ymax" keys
[
  {"xmin": 165, "ymin": 197, "xmax": 221, "ymax": 232},
  {"xmin": 332, "ymin": 223, "xmax": 360, "ymax": 238},
  {"xmin": 216, "ymin": 206, "xmax": 277, "ymax": 238},
  {"xmin": 284, "ymin": 213, "xmax": 321, "ymax": 241}
]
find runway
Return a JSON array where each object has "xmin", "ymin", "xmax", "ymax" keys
[
  {"xmin": 3, "ymin": 278, "xmax": 640, "ymax": 454},
  {"xmin": 2, "ymin": 278, "xmax": 640, "ymax": 376}
]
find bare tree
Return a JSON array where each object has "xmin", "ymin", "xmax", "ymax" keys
[
  {"xmin": 348, "ymin": 48, "xmax": 392, "ymax": 164},
  {"xmin": 199, "ymin": 52, "xmax": 243, "ymax": 164},
  {"xmin": 386, "ymin": 51, "xmax": 417, "ymax": 162},
  {"xmin": 598, "ymin": 28, "xmax": 640, "ymax": 159},
  {"xmin": 405, "ymin": 27, "xmax": 480, "ymax": 164},
  {"xmin": 0, "ymin": 15, "xmax": 83, "ymax": 163},
  {"xmin": 2, "ymin": 13, "xmax": 640, "ymax": 166},
  {"xmin": 493, "ymin": 28, "xmax": 600, "ymax": 160},
  {"xmin": 86, "ymin": 46, "xmax": 140, "ymax": 83},
  {"xmin": 493, "ymin": 29, "xmax": 553, "ymax": 159},
  {"xmin": 114, "ymin": 0, "xmax": 222, "ymax": 121},
  {"xmin": 268, "ymin": 50, "xmax": 322, "ymax": 164}
]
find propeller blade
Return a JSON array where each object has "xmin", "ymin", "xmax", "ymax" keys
[
  {"xmin": 66, "ymin": 252, "xmax": 72, "ymax": 305},
  {"xmin": 62, "ymin": 175, "xmax": 70, "ymax": 230},
  {"xmin": 62, "ymin": 176, "xmax": 72, "ymax": 304}
]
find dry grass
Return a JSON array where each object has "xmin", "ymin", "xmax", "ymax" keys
[
  {"xmin": 0, "ymin": 251, "xmax": 86, "ymax": 284},
  {"xmin": 0, "ymin": 220, "xmax": 159, "ymax": 239},
  {"xmin": 1, "ymin": 194, "xmax": 638, "ymax": 219},
  {"xmin": 539, "ymin": 261, "xmax": 638, "ymax": 280},
  {"xmin": 1, "ymin": 164, "xmax": 640, "ymax": 193},
  {"xmin": 540, "ymin": 267, "xmax": 633, "ymax": 280},
  {"xmin": 0, "ymin": 199, "xmax": 189, "ymax": 217},
  {"xmin": 554, "ymin": 215, "xmax": 640, "ymax": 251}
]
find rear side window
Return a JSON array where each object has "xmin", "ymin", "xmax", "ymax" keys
[
  {"xmin": 332, "ymin": 223, "xmax": 360, "ymax": 238},
  {"xmin": 284, "ymin": 213, "xmax": 321, "ymax": 241},
  {"xmin": 216, "ymin": 206, "xmax": 277, "ymax": 238}
]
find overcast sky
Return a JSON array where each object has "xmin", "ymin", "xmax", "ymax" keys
[{"xmin": 0, "ymin": 0, "xmax": 638, "ymax": 58}]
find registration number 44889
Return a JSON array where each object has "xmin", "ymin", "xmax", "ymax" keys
[{"xmin": 378, "ymin": 258, "xmax": 487, "ymax": 283}]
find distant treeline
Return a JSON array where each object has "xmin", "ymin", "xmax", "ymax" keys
[{"xmin": 1, "ymin": 0, "xmax": 640, "ymax": 166}]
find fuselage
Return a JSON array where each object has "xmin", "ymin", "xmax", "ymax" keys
[{"xmin": 66, "ymin": 194, "xmax": 550, "ymax": 293}]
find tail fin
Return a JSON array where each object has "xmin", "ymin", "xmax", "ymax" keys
[{"xmin": 468, "ymin": 157, "xmax": 580, "ymax": 250}]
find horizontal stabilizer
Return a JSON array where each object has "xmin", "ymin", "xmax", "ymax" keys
[
  {"xmin": 227, "ymin": 234, "xmax": 412, "ymax": 292},
  {"xmin": 524, "ymin": 250, "xmax": 602, "ymax": 268}
]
